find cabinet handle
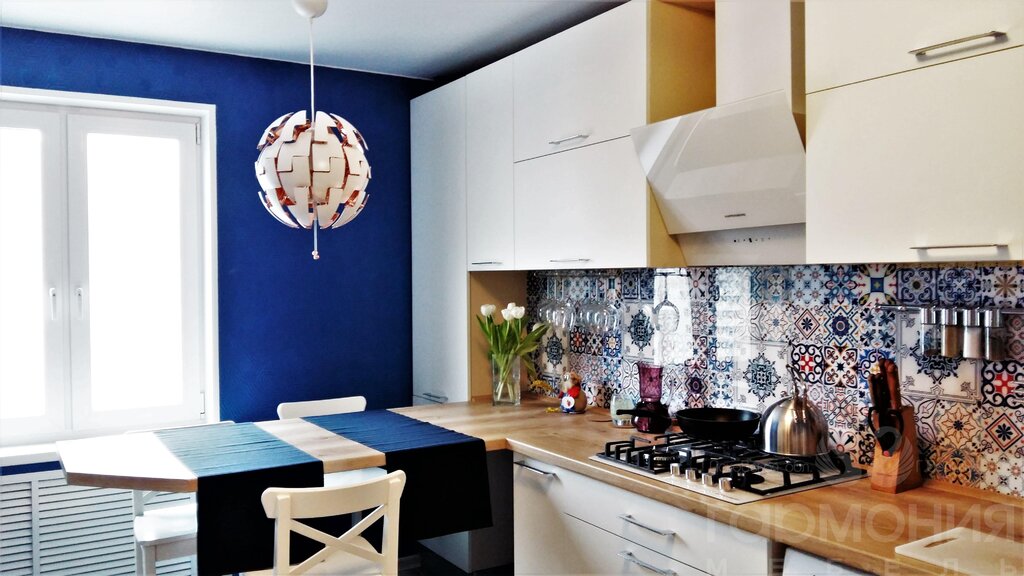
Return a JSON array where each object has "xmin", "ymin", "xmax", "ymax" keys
[
  {"xmin": 49, "ymin": 288, "xmax": 58, "ymax": 321},
  {"xmin": 547, "ymin": 133, "xmax": 590, "ymax": 145},
  {"xmin": 909, "ymin": 30, "xmax": 1006, "ymax": 56},
  {"xmin": 549, "ymin": 258, "xmax": 591, "ymax": 263},
  {"xmin": 618, "ymin": 514, "xmax": 675, "ymax": 537},
  {"xmin": 75, "ymin": 287, "xmax": 85, "ymax": 320},
  {"xmin": 909, "ymin": 243, "xmax": 1007, "ymax": 250},
  {"xmin": 513, "ymin": 461, "xmax": 556, "ymax": 477},
  {"xmin": 420, "ymin": 392, "xmax": 448, "ymax": 403},
  {"xmin": 470, "ymin": 261, "xmax": 502, "ymax": 266},
  {"xmin": 617, "ymin": 551, "xmax": 676, "ymax": 575}
]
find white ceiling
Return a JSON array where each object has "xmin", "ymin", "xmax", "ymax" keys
[{"xmin": 0, "ymin": 0, "xmax": 623, "ymax": 80}]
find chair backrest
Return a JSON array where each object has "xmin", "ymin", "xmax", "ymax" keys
[
  {"xmin": 261, "ymin": 470, "xmax": 406, "ymax": 575},
  {"xmin": 276, "ymin": 396, "xmax": 367, "ymax": 419}
]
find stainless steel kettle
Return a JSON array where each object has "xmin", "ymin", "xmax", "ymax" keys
[{"xmin": 761, "ymin": 365, "xmax": 831, "ymax": 457}]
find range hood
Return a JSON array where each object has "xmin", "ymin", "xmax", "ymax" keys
[
  {"xmin": 631, "ymin": 90, "xmax": 804, "ymax": 234},
  {"xmin": 631, "ymin": 0, "xmax": 806, "ymax": 265}
]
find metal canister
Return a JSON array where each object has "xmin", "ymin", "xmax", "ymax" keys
[
  {"xmin": 938, "ymin": 307, "xmax": 962, "ymax": 358},
  {"xmin": 983, "ymin": 309, "xmax": 1006, "ymax": 361},
  {"xmin": 962, "ymin": 308, "xmax": 984, "ymax": 359},
  {"xmin": 919, "ymin": 307, "xmax": 941, "ymax": 356}
]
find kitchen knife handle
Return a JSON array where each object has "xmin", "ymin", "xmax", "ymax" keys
[
  {"xmin": 909, "ymin": 31, "xmax": 1006, "ymax": 56},
  {"xmin": 618, "ymin": 514, "xmax": 675, "ymax": 537},
  {"xmin": 617, "ymin": 551, "xmax": 677, "ymax": 576}
]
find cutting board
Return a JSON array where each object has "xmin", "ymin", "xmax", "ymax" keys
[{"xmin": 895, "ymin": 527, "xmax": 1024, "ymax": 575}]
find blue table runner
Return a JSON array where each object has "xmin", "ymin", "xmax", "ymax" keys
[
  {"xmin": 155, "ymin": 423, "xmax": 324, "ymax": 575},
  {"xmin": 305, "ymin": 410, "xmax": 493, "ymax": 540}
]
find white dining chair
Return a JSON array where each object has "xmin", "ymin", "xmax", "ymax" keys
[
  {"xmin": 245, "ymin": 470, "xmax": 407, "ymax": 576},
  {"xmin": 277, "ymin": 396, "xmax": 388, "ymax": 487}
]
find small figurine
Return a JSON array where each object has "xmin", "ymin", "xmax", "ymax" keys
[{"xmin": 558, "ymin": 371, "xmax": 587, "ymax": 414}]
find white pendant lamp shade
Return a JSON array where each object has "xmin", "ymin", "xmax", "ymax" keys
[
  {"xmin": 255, "ymin": 0, "xmax": 371, "ymax": 260},
  {"xmin": 255, "ymin": 110, "xmax": 370, "ymax": 231}
]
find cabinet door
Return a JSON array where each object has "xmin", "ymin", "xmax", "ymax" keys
[
  {"xmin": 807, "ymin": 47, "xmax": 1024, "ymax": 264},
  {"xmin": 513, "ymin": 459, "xmax": 571, "ymax": 575},
  {"xmin": 806, "ymin": 0, "xmax": 1024, "ymax": 93},
  {"xmin": 513, "ymin": 1, "xmax": 646, "ymax": 162},
  {"xmin": 411, "ymin": 80, "xmax": 468, "ymax": 403},
  {"xmin": 514, "ymin": 138, "xmax": 647, "ymax": 270},
  {"xmin": 466, "ymin": 57, "xmax": 515, "ymax": 271}
]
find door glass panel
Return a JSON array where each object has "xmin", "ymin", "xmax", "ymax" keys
[
  {"xmin": 85, "ymin": 133, "xmax": 184, "ymax": 410},
  {"xmin": 0, "ymin": 127, "xmax": 46, "ymax": 419}
]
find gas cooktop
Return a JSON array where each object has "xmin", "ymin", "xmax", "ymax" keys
[{"xmin": 591, "ymin": 432, "xmax": 866, "ymax": 504}]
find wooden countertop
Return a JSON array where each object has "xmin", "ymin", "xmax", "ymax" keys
[{"xmin": 396, "ymin": 396, "xmax": 1024, "ymax": 576}]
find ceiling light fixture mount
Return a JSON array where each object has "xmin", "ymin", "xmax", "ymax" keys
[{"xmin": 255, "ymin": 0, "xmax": 372, "ymax": 260}]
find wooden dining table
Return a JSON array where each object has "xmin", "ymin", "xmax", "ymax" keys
[{"xmin": 55, "ymin": 397, "xmax": 560, "ymax": 492}]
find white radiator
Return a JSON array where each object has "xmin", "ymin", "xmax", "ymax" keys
[{"xmin": 0, "ymin": 469, "xmax": 194, "ymax": 575}]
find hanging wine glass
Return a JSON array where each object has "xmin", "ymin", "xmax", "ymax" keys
[
  {"xmin": 536, "ymin": 275, "xmax": 556, "ymax": 324},
  {"xmin": 601, "ymin": 285, "xmax": 621, "ymax": 333},
  {"xmin": 550, "ymin": 278, "xmax": 576, "ymax": 334},
  {"xmin": 579, "ymin": 277, "xmax": 604, "ymax": 333},
  {"xmin": 653, "ymin": 273, "xmax": 679, "ymax": 334}
]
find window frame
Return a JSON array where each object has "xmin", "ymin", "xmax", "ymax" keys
[{"xmin": 0, "ymin": 86, "xmax": 219, "ymax": 446}]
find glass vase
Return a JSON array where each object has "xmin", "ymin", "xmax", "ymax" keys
[{"xmin": 491, "ymin": 354, "xmax": 521, "ymax": 406}]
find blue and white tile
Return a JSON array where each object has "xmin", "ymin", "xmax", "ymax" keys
[
  {"xmin": 859, "ymin": 306, "xmax": 896, "ymax": 350},
  {"xmin": 793, "ymin": 306, "xmax": 827, "ymax": 345},
  {"xmin": 621, "ymin": 302, "xmax": 656, "ymax": 361},
  {"xmin": 639, "ymin": 269, "xmax": 656, "ymax": 301},
  {"xmin": 621, "ymin": 269, "xmax": 642, "ymax": 301},
  {"xmin": 791, "ymin": 342, "xmax": 824, "ymax": 384},
  {"xmin": 737, "ymin": 343, "xmax": 788, "ymax": 412},
  {"xmin": 897, "ymin": 267, "xmax": 937, "ymax": 305},
  {"xmin": 857, "ymin": 348, "xmax": 893, "ymax": 389},
  {"xmin": 539, "ymin": 331, "xmax": 568, "ymax": 377},
  {"xmin": 979, "ymin": 360, "xmax": 1024, "ymax": 409},
  {"xmin": 937, "ymin": 266, "xmax": 982, "ymax": 307},
  {"xmin": 753, "ymin": 266, "xmax": 790, "ymax": 303},
  {"xmin": 790, "ymin": 265, "xmax": 828, "ymax": 307},
  {"xmin": 822, "ymin": 345, "xmax": 858, "ymax": 389},
  {"xmin": 689, "ymin": 268, "xmax": 714, "ymax": 301},
  {"xmin": 978, "ymin": 453, "xmax": 1024, "ymax": 497},
  {"xmin": 824, "ymin": 264, "xmax": 859, "ymax": 304},
  {"xmin": 822, "ymin": 299, "xmax": 862, "ymax": 348},
  {"xmin": 750, "ymin": 301, "xmax": 792, "ymax": 344},
  {"xmin": 1009, "ymin": 315, "xmax": 1024, "ymax": 362},
  {"xmin": 980, "ymin": 265, "xmax": 1024, "ymax": 308},
  {"xmin": 852, "ymin": 264, "xmax": 899, "ymax": 306}
]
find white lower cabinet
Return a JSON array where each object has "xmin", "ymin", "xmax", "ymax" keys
[{"xmin": 513, "ymin": 457, "xmax": 770, "ymax": 576}]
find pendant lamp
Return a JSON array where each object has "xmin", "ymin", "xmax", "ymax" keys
[{"xmin": 255, "ymin": 0, "xmax": 371, "ymax": 260}]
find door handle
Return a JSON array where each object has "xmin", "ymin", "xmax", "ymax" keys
[
  {"xmin": 617, "ymin": 551, "xmax": 676, "ymax": 575},
  {"xmin": 618, "ymin": 514, "xmax": 675, "ymax": 537}
]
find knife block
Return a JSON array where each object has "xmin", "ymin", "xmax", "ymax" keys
[{"xmin": 870, "ymin": 405, "xmax": 922, "ymax": 493}]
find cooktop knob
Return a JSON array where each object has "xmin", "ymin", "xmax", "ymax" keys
[
  {"xmin": 670, "ymin": 463, "xmax": 682, "ymax": 477},
  {"xmin": 719, "ymin": 477, "xmax": 733, "ymax": 492},
  {"xmin": 685, "ymin": 468, "xmax": 698, "ymax": 482},
  {"xmin": 701, "ymin": 473, "xmax": 714, "ymax": 487}
]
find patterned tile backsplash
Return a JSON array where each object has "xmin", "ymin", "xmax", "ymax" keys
[{"xmin": 525, "ymin": 264, "xmax": 1024, "ymax": 498}]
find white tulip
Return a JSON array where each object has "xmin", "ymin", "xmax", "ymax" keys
[
  {"xmin": 480, "ymin": 304, "xmax": 496, "ymax": 317},
  {"xmin": 501, "ymin": 307, "xmax": 513, "ymax": 321},
  {"xmin": 512, "ymin": 306, "xmax": 525, "ymax": 319}
]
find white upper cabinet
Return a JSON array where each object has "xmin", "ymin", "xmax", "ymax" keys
[
  {"xmin": 806, "ymin": 46, "xmax": 1024, "ymax": 264},
  {"xmin": 466, "ymin": 57, "xmax": 515, "ymax": 271},
  {"xmin": 514, "ymin": 138, "xmax": 648, "ymax": 270},
  {"xmin": 411, "ymin": 79, "xmax": 468, "ymax": 404},
  {"xmin": 806, "ymin": 0, "xmax": 1024, "ymax": 93},
  {"xmin": 513, "ymin": 1, "xmax": 647, "ymax": 162}
]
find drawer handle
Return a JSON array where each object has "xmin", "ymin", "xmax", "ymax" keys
[
  {"xmin": 470, "ymin": 261, "xmax": 502, "ymax": 265},
  {"xmin": 549, "ymin": 258, "xmax": 591, "ymax": 263},
  {"xmin": 618, "ymin": 514, "xmax": 675, "ymax": 537},
  {"xmin": 909, "ymin": 30, "xmax": 1006, "ymax": 56},
  {"xmin": 617, "ymin": 551, "xmax": 676, "ymax": 576},
  {"xmin": 420, "ymin": 392, "xmax": 448, "ymax": 402},
  {"xmin": 909, "ymin": 243, "xmax": 1007, "ymax": 250},
  {"xmin": 547, "ymin": 133, "xmax": 590, "ymax": 145},
  {"xmin": 513, "ymin": 461, "xmax": 556, "ymax": 477}
]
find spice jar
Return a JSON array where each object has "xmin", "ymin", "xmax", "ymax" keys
[
  {"xmin": 919, "ymin": 307, "xmax": 941, "ymax": 356},
  {"xmin": 938, "ymin": 307, "xmax": 962, "ymax": 358},
  {"xmin": 983, "ymin": 309, "xmax": 1006, "ymax": 362},
  {"xmin": 962, "ymin": 308, "xmax": 984, "ymax": 359}
]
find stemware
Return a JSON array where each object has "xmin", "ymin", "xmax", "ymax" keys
[
  {"xmin": 652, "ymin": 273, "xmax": 679, "ymax": 333},
  {"xmin": 579, "ymin": 278, "xmax": 605, "ymax": 333}
]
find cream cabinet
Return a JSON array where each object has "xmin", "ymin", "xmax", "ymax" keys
[
  {"xmin": 806, "ymin": 46, "xmax": 1024, "ymax": 264},
  {"xmin": 513, "ymin": 1, "xmax": 647, "ymax": 162},
  {"xmin": 466, "ymin": 57, "xmax": 515, "ymax": 271},
  {"xmin": 513, "ymin": 457, "xmax": 771, "ymax": 576},
  {"xmin": 511, "ymin": 0, "xmax": 714, "ymax": 270},
  {"xmin": 411, "ymin": 79, "xmax": 468, "ymax": 405},
  {"xmin": 806, "ymin": 0, "xmax": 1024, "ymax": 93},
  {"xmin": 514, "ymin": 138, "xmax": 649, "ymax": 270}
]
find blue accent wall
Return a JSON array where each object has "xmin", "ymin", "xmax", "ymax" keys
[{"xmin": 1, "ymin": 27, "xmax": 430, "ymax": 422}]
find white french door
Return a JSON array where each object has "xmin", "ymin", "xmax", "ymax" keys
[
  {"xmin": 0, "ymin": 102, "xmax": 207, "ymax": 444},
  {"xmin": 0, "ymin": 107, "xmax": 67, "ymax": 441}
]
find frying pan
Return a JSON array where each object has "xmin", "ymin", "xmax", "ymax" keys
[{"xmin": 675, "ymin": 407, "xmax": 761, "ymax": 440}]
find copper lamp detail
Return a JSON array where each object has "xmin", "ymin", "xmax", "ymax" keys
[{"xmin": 255, "ymin": 0, "xmax": 371, "ymax": 260}]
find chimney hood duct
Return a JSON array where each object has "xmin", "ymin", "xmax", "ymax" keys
[{"xmin": 630, "ymin": 90, "xmax": 805, "ymax": 235}]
